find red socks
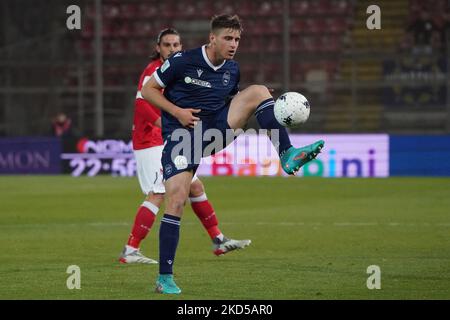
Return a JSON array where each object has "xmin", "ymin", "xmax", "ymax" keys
[
  {"xmin": 127, "ymin": 194, "xmax": 220, "ymax": 249},
  {"xmin": 127, "ymin": 201, "xmax": 159, "ymax": 249},
  {"xmin": 190, "ymin": 193, "xmax": 222, "ymax": 240}
]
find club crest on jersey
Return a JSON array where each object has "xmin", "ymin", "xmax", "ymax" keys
[
  {"xmin": 197, "ymin": 69, "xmax": 204, "ymax": 78},
  {"xmin": 222, "ymin": 71, "xmax": 231, "ymax": 86},
  {"xmin": 164, "ymin": 164, "xmax": 173, "ymax": 175}
]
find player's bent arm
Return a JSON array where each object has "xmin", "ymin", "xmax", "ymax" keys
[
  {"xmin": 142, "ymin": 76, "xmax": 200, "ymax": 128},
  {"xmin": 141, "ymin": 76, "xmax": 180, "ymax": 118}
]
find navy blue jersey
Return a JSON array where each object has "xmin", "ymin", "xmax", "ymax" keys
[{"xmin": 153, "ymin": 45, "xmax": 240, "ymax": 134}]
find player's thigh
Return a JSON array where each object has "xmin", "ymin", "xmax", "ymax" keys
[
  {"xmin": 227, "ymin": 85, "xmax": 272, "ymax": 129},
  {"xmin": 164, "ymin": 170, "xmax": 194, "ymax": 216},
  {"xmin": 134, "ymin": 146, "xmax": 165, "ymax": 195}
]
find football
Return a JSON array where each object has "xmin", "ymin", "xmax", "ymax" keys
[{"xmin": 274, "ymin": 92, "xmax": 310, "ymax": 128}]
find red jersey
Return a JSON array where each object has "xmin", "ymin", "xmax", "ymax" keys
[{"xmin": 132, "ymin": 59, "xmax": 163, "ymax": 150}]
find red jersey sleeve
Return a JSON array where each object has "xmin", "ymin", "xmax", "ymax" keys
[
  {"xmin": 135, "ymin": 99, "xmax": 160, "ymax": 124},
  {"xmin": 136, "ymin": 60, "xmax": 163, "ymax": 123},
  {"xmin": 132, "ymin": 59, "xmax": 164, "ymax": 150}
]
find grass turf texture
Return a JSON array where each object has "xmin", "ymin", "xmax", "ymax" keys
[{"xmin": 0, "ymin": 176, "xmax": 449, "ymax": 299}]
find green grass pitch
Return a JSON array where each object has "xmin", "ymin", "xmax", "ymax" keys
[{"xmin": 0, "ymin": 176, "xmax": 449, "ymax": 299}]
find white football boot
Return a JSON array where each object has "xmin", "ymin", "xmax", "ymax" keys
[
  {"xmin": 213, "ymin": 237, "xmax": 252, "ymax": 256},
  {"xmin": 119, "ymin": 246, "xmax": 158, "ymax": 264}
]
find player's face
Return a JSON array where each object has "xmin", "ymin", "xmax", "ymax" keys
[
  {"xmin": 211, "ymin": 28, "xmax": 241, "ymax": 60},
  {"xmin": 157, "ymin": 34, "xmax": 182, "ymax": 61}
]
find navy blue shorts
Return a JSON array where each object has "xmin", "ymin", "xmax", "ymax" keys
[{"xmin": 161, "ymin": 105, "xmax": 235, "ymax": 180}]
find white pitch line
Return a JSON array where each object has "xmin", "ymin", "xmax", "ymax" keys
[
  {"xmin": 334, "ymin": 222, "xmax": 378, "ymax": 226},
  {"xmin": 1, "ymin": 221, "xmax": 450, "ymax": 229}
]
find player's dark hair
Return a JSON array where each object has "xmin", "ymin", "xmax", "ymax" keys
[
  {"xmin": 149, "ymin": 28, "xmax": 180, "ymax": 61},
  {"xmin": 210, "ymin": 14, "xmax": 243, "ymax": 34}
]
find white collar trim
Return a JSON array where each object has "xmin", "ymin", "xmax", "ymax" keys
[{"xmin": 202, "ymin": 45, "xmax": 226, "ymax": 71}]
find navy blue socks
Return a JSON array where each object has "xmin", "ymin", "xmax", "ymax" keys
[
  {"xmin": 255, "ymin": 98, "xmax": 292, "ymax": 155},
  {"xmin": 159, "ymin": 214, "xmax": 181, "ymax": 274}
]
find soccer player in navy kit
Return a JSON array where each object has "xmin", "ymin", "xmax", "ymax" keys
[
  {"xmin": 142, "ymin": 15, "xmax": 324, "ymax": 294},
  {"xmin": 119, "ymin": 28, "xmax": 251, "ymax": 265}
]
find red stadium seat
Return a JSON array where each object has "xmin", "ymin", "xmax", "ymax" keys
[
  {"xmin": 129, "ymin": 39, "xmax": 149, "ymax": 56},
  {"xmin": 120, "ymin": 3, "xmax": 138, "ymax": 19},
  {"xmin": 194, "ymin": 1, "xmax": 214, "ymax": 17},
  {"xmin": 326, "ymin": 17, "xmax": 347, "ymax": 34},
  {"xmin": 291, "ymin": 0, "xmax": 310, "ymax": 16},
  {"xmin": 213, "ymin": 2, "xmax": 234, "ymax": 15},
  {"xmin": 302, "ymin": 36, "xmax": 321, "ymax": 53},
  {"xmin": 137, "ymin": 3, "xmax": 158, "ymax": 18},
  {"xmin": 331, "ymin": 0, "xmax": 351, "ymax": 15},
  {"xmin": 256, "ymin": 1, "xmax": 283, "ymax": 16},
  {"xmin": 102, "ymin": 21, "xmax": 114, "ymax": 38},
  {"xmin": 291, "ymin": 19, "xmax": 306, "ymax": 34},
  {"xmin": 239, "ymin": 36, "xmax": 260, "ymax": 53},
  {"xmin": 289, "ymin": 35, "xmax": 304, "ymax": 52},
  {"xmin": 263, "ymin": 63, "xmax": 282, "ymax": 83},
  {"xmin": 108, "ymin": 39, "xmax": 128, "ymax": 56},
  {"xmin": 324, "ymin": 61, "xmax": 339, "ymax": 79},
  {"xmin": 117, "ymin": 21, "xmax": 132, "ymax": 38},
  {"xmin": 305, "ymin": 18, "xmax": 326, "ymax": 34},
  {"xmin": 266, "ymin": 18, "xmax": 283, "ymax": 35},
  {"xmin": 86, "ymin": 4, "xmax": 95, "ymax": 19},
  {"xmin": 174, "ymin": 1, "xmax": 196, "ymax": 18},
  {"xmin": 104, "ymin": 65, "xmax": 121, "ymax": 86},
  {"xmin": 78, "ymin": 39, "xmax": 93, "ymax": 55},
  {"xmin": 290, "ymin": 63, "xmax": 305, "ymax": 83},
  {"xmin": 159, "ymin": 2, "xmax": 175, "ymax": 19},
  {"xmin": 237, "ymin": 1, "xmax": 254, "ymax": 17},
  {"xmin": 266, "ymin": 36, "xmax": 282, "ymax": 53},
  {"xmin": 320, "ymin": 35, "xmax": 342, "ymax": 53},
  {"xmin": 81, "ymin": 21, "xmax": 93, "ymax": 38},
  {"xmin": 247, "ymin": 19, "xmax": 266, "ymax": 35},
  {"xmin": 310, "ymin": 0, "xmax": 331, "ymax": 15},
  {"xmin": 103, "ymin": 3, "xmax": 120, "ymax": 19},
  {"xmin": 238, "ymin": 63, "xmax": 260, "ymax": 83},
  {"xmin": 133, "ymin": 21, "xmax": 154, "ymax": 38}
]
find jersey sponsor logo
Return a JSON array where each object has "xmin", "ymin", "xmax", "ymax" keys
[
  {"xmin": 222, "ymin": 71, "xmax": 231, "ymax": 86},
  {"xmin": 184, "ymin": 76, "xmax": 212, "ymax": 88},
  {"xmin": 197, "ymin": 69, "xmax": 204, "ymax": 77},
  {"xmin": 161, "ymin": 60, "xmax": 170, "ymax": 73}
]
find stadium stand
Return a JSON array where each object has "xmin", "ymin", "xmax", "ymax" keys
[{"xmin": 0, "ymin": 0, "xmax": 448, "ymax": 137}]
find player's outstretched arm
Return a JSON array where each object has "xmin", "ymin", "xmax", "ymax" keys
[{"xmin": 142, "ymin": 76, "xmax": 200, "ymax": 129}]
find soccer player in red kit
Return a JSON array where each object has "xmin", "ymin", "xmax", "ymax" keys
[{"xmin": 119, "ymin": 28, "xmax": 251, "ymax": 264}]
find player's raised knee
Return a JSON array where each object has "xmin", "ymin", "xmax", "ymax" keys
[{"xmin": 248, "ymin": 84, "xmax": 271, "ymax": 100}]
